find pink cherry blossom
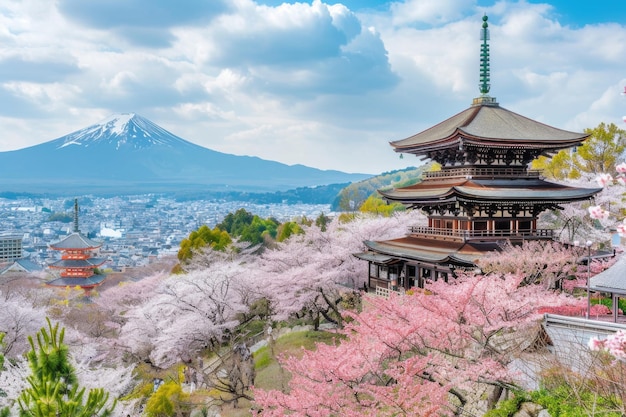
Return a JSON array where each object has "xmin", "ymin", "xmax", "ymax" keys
[
  {"xmin": 588, "ymin": 205, "xmax": 610, "ymax": 220},
  {"xmin": 617, "ymin": 221, "xmax": 626, "ymax": 237},
  {"xmin": 596, "ymin": 173, "xmax": 614, "ymax": 187},
  {"xmin": 617, "ymin": 176, "xmax": 626, "ymax": 186},
  {"xmin": 616, "ymin": 163, "xmax": 626, "ymax": 174}
]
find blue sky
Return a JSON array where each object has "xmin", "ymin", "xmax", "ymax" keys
[{"xmin": 0, "ymin": 0, "xmax": 624, "ymax": 174}]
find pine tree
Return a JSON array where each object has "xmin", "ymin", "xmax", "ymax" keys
[{"xmin": 17, "ymin": 318, "xmax": 115, "ymax": 417}]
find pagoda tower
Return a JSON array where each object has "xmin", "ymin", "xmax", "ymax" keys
[
  {"xmin": 356, "ymin": 15, "xmax": 601, "ymax": 292},
  {"xmin": 48, "ymin": 199, "xmax": 107, "ymax": 289}
]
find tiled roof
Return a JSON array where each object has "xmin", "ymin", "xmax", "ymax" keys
[
  {"xmin": 391, "ymin": 102, "xmax": 588, "ymax": 152},
  {"xmin": 590, "ymin": 255, "xmax": 626, "ymax": 293},
  {"xmin": 380, "ymin": 178, "xmax": 601, "ymax": 203},
  {"xmin": 48, "ymin": 257, "xmax": 107, "ymax": 268},
  {"xmin": 49, "ymin": 233, "xmax": 102, "ymax": 250},
  {"xmin": 46, "ymin": 275, "xmax": 106, "ymax": 288},
  {"xmin": 362, "ymin": 236, "xmax": 498, "ymax": 266}
]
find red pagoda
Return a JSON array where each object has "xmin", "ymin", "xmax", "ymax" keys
[
  {"xmin": 356, "ymin": 15, "xmax": 602, "ymax": 291},
  {"xmin": 48, "ymin": 199, "xmax": 107, "ymax": 289}
]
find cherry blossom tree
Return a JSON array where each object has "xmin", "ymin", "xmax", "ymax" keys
[
  {"xmin": 478, "ymin": 240, "xmax": 578, "ymax": 289},
  {"xmin": 255, "ymin": 211, "xmax": 424, "ymax": 327},
  {"xmin": 115, "ymin": 262, "xmax": 250, "ymax": 368},
  {"xmin": 0, "ymin": 291, "xmax": 50, "ymax": 357},
  {"xmin": 589, "ymin": 329, "xmax": 626, "ymax": 360},
  {"xmin": 254, "ymin": 271, "xmax": 585, "ymax": 415}
]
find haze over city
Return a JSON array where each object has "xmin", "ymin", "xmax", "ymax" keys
[{"xmin": 0, "ymin": 0, "xmax": 624, "ymax": 174}]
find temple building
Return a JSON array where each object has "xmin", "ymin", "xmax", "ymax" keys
[
  {"xmin": 356, "ymin": 15, "xmax": 601, "ymax": 292},
  {"xmin": 47, "ymin": 199, "xmax": 107, "ymax": 289}
]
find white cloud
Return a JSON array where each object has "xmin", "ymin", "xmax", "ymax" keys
[{"xmin": 0, "ymin": 1, "xmax": 624, "ymax": 175}]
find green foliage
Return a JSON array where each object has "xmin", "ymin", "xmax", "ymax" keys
[
  {"xmin": 144, "ymin": 381, "xmax": 190, "ymax": 417},
  {"xmin": 530, "ymin": 388, "xmax": 622, "ymax": 417},
  {"xmin": 331, "ymin": 166, "xmax": 424, "ymax": 211},
  {"xmin": 17, "ymin": 318, "xmax": 115, "ymax": 417},
  {"xmin": 315, "ymin": 212, "xmax": 331, "ymax": 231},
  {"xmin": 276, "ymin": 221, "xmax": 304, "ymax": 242},
  {"xmin": 177, "ymin": 224, "xmax": 233, "ymax": 261},
  {"xmin": 575, "ymin": 122, "xmax": 626, "ymax": 175},
  {"xmin": 483, "ymin": 393, "xmax": 528, "ymax": 417},
  {"xmin": 217, "ymin": 208, "xmax": 280, "ymax": 245},
  {"xmin": 591, "ymin": 297, "xmax": 626, "ymax": 313},
  {"xmin": 358, "ymin": 195, "xmax": 405, "ymax": 216},
  {"xmin": 531, "ymin": 122, "xmax": 626, "ymax": 179},
  {"xmin": 531, "ymin": 152, "xmax": 579, "ymax": 180}
]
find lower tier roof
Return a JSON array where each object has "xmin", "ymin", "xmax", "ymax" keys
[
  {"xmin": 357, "ymin": 236, "xmax": 501, "ymax": 266},
  {"xmin": 46, "ymin": 275, "xmax": 106, "ymax": 288}
]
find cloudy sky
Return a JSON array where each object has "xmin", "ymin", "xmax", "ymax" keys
[{"xmin": 1, "ymin": 0, "xmax": 624, "ymax": 175}]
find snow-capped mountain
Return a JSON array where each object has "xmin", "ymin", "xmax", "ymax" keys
[
  {"xmin": 54, "ymin": 113, "xmax": 197, "ymax": 151},
  {"xmin": 0, "ymin": 113, "xmax": 369, "ymax": 195}
]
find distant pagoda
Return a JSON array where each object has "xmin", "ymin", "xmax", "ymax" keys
[
  {"xmin": 356, "ymin": 15, "xmax": 601, "ymax": 291},
  {"xmin": 48, "ymin": 199, "xmax": 106, "ymax": 289}
]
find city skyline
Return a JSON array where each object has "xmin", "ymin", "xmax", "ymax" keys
[{"xmin": 0, "ymin": 0, "xmax": 624, "ymax": 174}]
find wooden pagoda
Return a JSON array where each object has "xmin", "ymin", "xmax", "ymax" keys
[
  {"xmin": 48, "ymin": 199, "xmax": 107, "ymax": 289},
  {"xmin": 356, "ymin": 15, "xmax": 602, "ymax": 292}
]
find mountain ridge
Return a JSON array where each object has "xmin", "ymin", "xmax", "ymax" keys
[{"xmin": 0, "ymin": 113, "xmax": 371, "ymax": 195}]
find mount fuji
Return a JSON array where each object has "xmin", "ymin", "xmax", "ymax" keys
[{"xmin": 0, "ymin": 113, "xmax": 370, "ymax": 195}]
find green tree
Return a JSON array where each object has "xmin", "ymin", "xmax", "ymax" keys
[
  {"xmin": 574, "ymin": 122, "xmax": 626, "ymax": 175},
  {"xmin": 531, "ymin": 151, "xmax": 579, "ymax": 180},
  {"xmin": 144, "ymin": 381, "xmax": 189, "ymax": 417},
  {"xmin": 217, "ymin": 209, "xmax": 280, "ymax": 245},
  {"xmin": 315, "ymin": 212, "xmax": 331, "ymax": 232},
  {"xmin": 17, "ymin": 318, "xmax": 115, "ymax": 417},
  {"xmin": 276, "ymin": 221, "xmax": 304, "ymax": 242},
  {"xmin": 358, "ymin": 194, "xmax": 405, "ymax": 216},
  {"xmin": 177, "ymin": 224, "xmax": 232, "ymax": 262}
]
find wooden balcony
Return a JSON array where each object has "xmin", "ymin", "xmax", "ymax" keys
[
  {"xmin": 424, "ymin": 167, "xmax": 541, "ymax": 180},
  {"xmin": 409, "ymin": 226, "xmax": 554, "ymax": 242}
]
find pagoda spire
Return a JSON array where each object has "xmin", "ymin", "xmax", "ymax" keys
[
  {"xmin": 73, "ymin": 198, "xmax": 79, "ymax": 233},
  {"xmin": 479, "ymin": 14, "xmax": 490, "ymax": 95},
  {"xmin": 473, "ymin": 14, "xmax": 497, "ymax": 106}
]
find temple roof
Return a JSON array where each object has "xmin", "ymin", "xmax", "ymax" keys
[
  {"xmin": 46, "ymin": 275, "xmax": 106, "ymax": 288},
  {"xmin": 380, "ymin": 177, "xmax": 601, "ymax": 204},
  {"xmin": 49, "ymin": 232, "xmax": 102, "ymax": 250},
  {"xmin": 358, "ymin": 236, "xmax": 499, "ymax": 266},
  {"xmin": 590, "ymin": 255, "xmax": 626, "ymax": 294},
  {"xmin": 390, "ymin": 101, "xmax": 589, "ymax": 155},
  {"xmin": 48, "ymin": 257, "xmax": 107, "ymax": 268}
]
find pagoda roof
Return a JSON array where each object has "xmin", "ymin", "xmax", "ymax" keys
[
  {"xmin": 358, "ymin": 236, "xmax": 499, "ymax": 266},
  {"xmin": 46, "ymin": 275, "xmax": 106, "ymax": 288},
  {"xmin": 48, "ymin": 257, "xmax": 107, "ymax": 269},
  {"xmin": 390, "ymin": 99, "xmax": 589, "ymax": 155},
  {"xmin": 49, "ymin": 232, "xmax": 102, "ymax": 250},
  {"xmin": 380, "ymin": 177, "xmax": 601, "ymax": 204}
]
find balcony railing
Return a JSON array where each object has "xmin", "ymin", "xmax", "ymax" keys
[
  {"xmin": 409, "ymin": 226, "xmax": 554, "ymax": 241},
  {"xmin": 424, "ymin": 167, "xmax": 541, "ymax": 179}
]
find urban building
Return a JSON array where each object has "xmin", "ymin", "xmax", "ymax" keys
[{"xmin": 0, "ymin": 233, "xmax": 23, "ymax": 261}]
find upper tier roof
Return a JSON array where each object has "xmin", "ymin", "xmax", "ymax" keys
[
  {"xmin": 390, "ymin": 97, "xmax": 589, "ymax": 154},
  {"xmin": 49, "ymin": 232, "xmax": 102, "ymax": 250}
]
